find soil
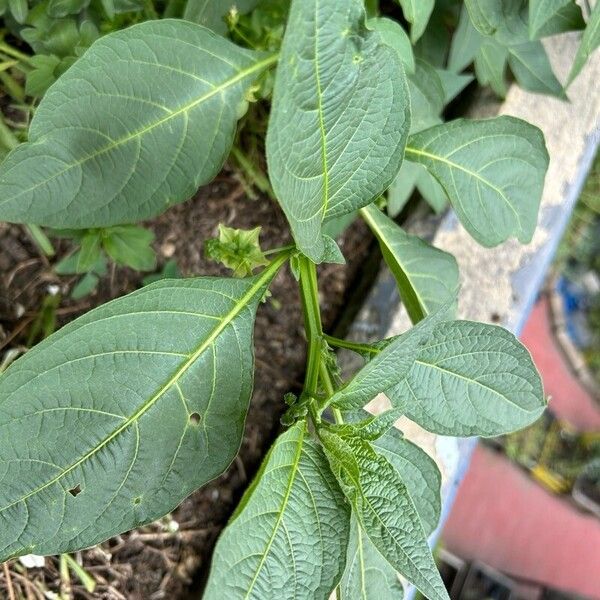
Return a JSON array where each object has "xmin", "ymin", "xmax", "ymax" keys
[{"xmin": 0, "ymin": 170, "xmax": 373, "ymax": 600}]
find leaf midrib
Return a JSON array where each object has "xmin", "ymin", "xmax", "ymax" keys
[
  {"xmin": 244, "ymin": 426, "xmax": 305, "ymax": 599},
  {"xmin": 0, "ymin": 54, "xmax": 278, "ymax": 206},
  {"xmin": 0, "ymin": 257, "xmax": 284, "ymax": 515}
]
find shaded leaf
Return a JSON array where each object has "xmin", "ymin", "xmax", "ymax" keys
[
  {"xmin": 474, "ymin": 39, "xmax": 509, "ymax": 97},
  {"xmin": 368, "ymin": 17, "xmax": 415, "ymax": 73},
  {"xmin": 405, "ymin": 116, "xmax": 549, "ymax": 247},
  {"xmin": 267, "ymin": 0, "xmax": 410, "ymax": 262},
  {"xmin": 396, "ymin": 0, "xmax": 434, "ymax": 43},
  {"xmin": 407, "ymin": 59, "xmax": 444, "ymax": 134},
  {"xmin": 183, "ymin": 0, "xmax": 259, "ymax": 34},
  {"xmin": 448, "ymin": 5, "xmax": 483, "ymax": 73},
  {"xmin": 529, "ymin": 0, "xmax": 584, "ymax": 39},
  {"xmin": 508, "ymin": 41, "xmax": 566, "ymax": 98},
  {"xmin": 361, "ymin": 205, "xmax": 458, "ymax": 324},
  {"xmin": 567, "ymin": 2, "xmax": 600, "ymax": 85}
]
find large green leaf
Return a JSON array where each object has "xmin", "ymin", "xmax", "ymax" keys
[
  {"xmin": 529, "ymin": 0, "xmax": 584, "ymax": 39},
  {"xmin": 0, "ymin": 20, "xmax": 274, "ymax": 228},
  {"xmin": 448, "ymin": 5, "xmax": 483, "ymax": 73},
  {"xmin": 339, "ymin": 515, "xmax": 404, "ymax": 600},
  {"xmin": 325, "ymin": 435, "xmax": 449, "ymax": 600},
  {"xmin": 396, "ymin": 0, "xmax": 435, "ymax": 43},
  {"xmin": 361, "ymin": 204, "xmax": 458, "ymax": 324},
  {"xmin": 369, "ymin": 17, "xmax": 415, "ymax": 73},
  {"xmin": 0, "ymin": 257, "xmax": 286, "ymax": 560},
  {"xmin": 508, "ymin": 41, "xmax": 566, "ymax": 98},
  {"xmin": 407, "ymin": 59, "xmax": 444, "ymax": 134},
  {"xmin": 204, "ymin": 422, "xmax": 350, "ymax": 600},
  {"xmin": 266, "ymin": 0, "xmax": 410, "ymax": 263},
  {"xmin": 183, "ymin": 0, "xmax": 259, "ymax": 34},
  {"xmin": 474, "ymin": 39, "xmax": 509, "ymax": 97},
  {"xmin": 568, "ymin": 1, "xmax": 600, "ymax": 85},
  {"xmin": 405, "ymin": 116, "xmax": 549, "ymax": 247},
  {"xmin": 329, "ymin": 308, "xmax": 451, "ymax": 410},
  {"xmin": 387, "ymin": 321, "xmax": 546, "ymax": 437}
]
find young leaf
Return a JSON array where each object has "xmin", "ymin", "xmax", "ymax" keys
[
  {"xmin": 205, "ymin": 225, "xmax": 269, "ymax": 277},
  {"xmin": 0, "ymin": 20, "xmax": 275, "ymax": 228},
  {"xmin": 329, "ymin": 307, "xmax": 451, "ymax": 410},
  {"xmin": 508, "ymin": 41, "xmax": 567, "ymax": 99},
  {"xmin": 396, "ymin": 0, "xmax": 435, "ymax": 43},
  {"xmin": 567, "ymin": 2, "xmax": 600, "ymax": 85},
  {"xmin": 474, "ymin": 40, "xmax": 509, "ymax": 98},
  {"xmin": 341, "ymin": 410, "xmax": 442, "ymax": 535},
  {"xmin": 0, "ymin": 258, "xmax": 286, "ymax": 561},
  {"xmin": 266, "ymin": 0, "xmax": 411, "ymax": 263},
  {"xmin": 77, "ymin": 231, "xmax": 103, "ymax": 273},
  {"xmin": 407, "ymin": 60, "xmax": 444, "ymax": 134},
  {"xmin": 339, "ymin": 515, "xmax": 404, "ymax": 600},
  {"xmin": 529, "ymin": 0, "xmax": 584, "ymax": 40},
  {"xmin": 102, "ymin": 225, "xmax": 156, "ymax": 272},
  {"xmin": 387, "ymin": 321, "xmax": 546, "ymax": 437},
  {"xmin": 326, "ymin": 435, "xmax": 449, "ymax": 600},
  {"xmin": 405, "ymin": 116, "xmax": 549, "ymax": 247},
  {"xmin": 464, "ymin": 0, "xmax": 503, "ymax": 35},
  {"xmin": 183, "ymin": 0, "xmax": 259, "ymax": 35},
  {"xmin": 361, "ymin": 204, "xmax": 459, "ymax": 324},
  {"xmin": 448, "ymin": 5, "xmax": 483, "ymax": 73},
  {"xmin": 204, "ymin": 423, "xmax": 350, "ymax": 600}
]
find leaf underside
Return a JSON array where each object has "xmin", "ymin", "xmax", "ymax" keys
[
  {"xmin": 406, "ymin": 116, "xmax": 549, "ymax": 247},
  {"xmin": 204, "ymin": 423, "xmax": 350, "ymax": 600},
  {"xmin": 0, "ymin": 20, "xmax": 270, "ymax": 228},
  {"xmin": 267, "ymin": 0, "xmax": 410, "ymax": 262},
  {"xmin": 0, "ymin": 272, "xmax": 275, "ymax": 560}
]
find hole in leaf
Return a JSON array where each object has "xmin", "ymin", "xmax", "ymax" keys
[
  {"xmin": 133, "ymin": 497, "xmax": 142, "ymax": 505},
  {"xmin": 68, "ymin": 485, "xmax": 82, "ymax": 497},
  {"xmin": 189, "ymin": 412, "xmax": 201, "ymax": 425}
]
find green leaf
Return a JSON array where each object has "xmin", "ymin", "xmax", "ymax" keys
[
  {"xmin": 529, "ymin": 0, "xmax": 584, "ymax": 39},
  {"xmin": 508, "ymin": 41, "xmax": 567, "ymax": 99},
  {"xmin": 415, "ymin": 169, "xmax": 448, "ymax": 213},
  {"xmin": 102, "ymin": 225, "xmax": 156, "ymax": 272},
  {"xmin": 0, "ymin": 20, "xmax": 275, "ymax": 228},
  {"xmin": 25, "ymin": 55, "xmax": 62, "ymax": 97},
  {"xmin": 326, "ymin": 436, "xmax": 449, "ymax": 600},
  {"xmin": 387, "ymin": 321, "xmax": 546, "ymax": 437},
  {"xmin": 0, "ymin": 258, "xmax": 286, "ymax": 560},
  {"xmin": 47, "ymin": 0, "xmax": 89, "ymax": 18},
  {"xmin": 464, "ymin": 0, "xmax": 502, "ymax": 35},
  {"xmin": 568, "ymin": 2, "xmax": 600, "ymax": 85},
  {"xmin": 405, "ymin": 116, "xmax": 549, "ymax": 247},
  {"xmin": 373, "ymin": 427, "xmax": 441, "ymax": 536},
  {"xmin": 448, "ymin": 5, "xmax": 483, "ymax": 73},
  {"xmin": 204, "ymin": 423, "xmax": 350, "ymax": 600},
  {"xmin": 205, "ymin": 225, "xmax": 269, "ymax": 277},
  {"xmin": 435, "ymin": 69, "xmax": 474, "ymax": 104},
  {"xmin": 183, "ymin": 0, "xmax": 259, "ymax": 34},
  {"xmin": 8, "ymin": 0, "xmax": 27, "ymax": 23},
  {"xmin": 339, "ymin": 515, "xmax": 404, "ymax": 600},
  {"xmin": 368, "ymin": 17, "xmax": 415, "ymax": 73},
  {"xmin": 266, "ymin": 0, "xmax": 411, "ymax": 263},
  {"xmin": 77, "ymin": 231, "xmax": 103, "ymax": 273},
  {"xmin": 386, "ymin": 161, "xmax": 420, "ymax": 217},
  {"xmin": 396, "ymin": 0, "xmax": 435, "ymax": 43},
  {"xmin": 329, "ymin": 307, "xmax": 451, "ymax": 410},
  {"xmin": 474, "ymin": 39, "xmax": 509, "ymax": 97},
  {"xmin": 407, "ymin": 59, "xmax": 444, "ymax": 134},
  {"xmin": 340, "ymin": 410, "xmax": 441, "ymax": 536},
  {"xmin": 361, "ymin": 205, "xmax": 458, "ymax": 324}
]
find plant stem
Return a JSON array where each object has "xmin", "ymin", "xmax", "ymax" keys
[
  {"xmin": 323, "ymin": 333, "xmax": 379, "ymax": 355},
  {"xmin": 0, "ymin": 42, "xmax": 34, "ymax": 66},
  {"xmin": 297, "ymin": 256, "xmax": 323, "ymax": 397},
  {"xmin": 319, "ymin": 361, "xmax": 344, "ymax": 424},
  {"xmin": 26, "ymin": 224, "xmax": 55, "ymax": 257},
  {"xmin": 263, "ymin": 244, "xmax": 295, "ymax": 256}
]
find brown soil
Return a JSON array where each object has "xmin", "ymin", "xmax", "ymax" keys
[{"xmin": 0, "ymin": 169, "xmax": 373, "ymax": 600}]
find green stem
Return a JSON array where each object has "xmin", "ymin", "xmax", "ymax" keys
[
  {"xmin": 298, "ymin": 256, "xmax": 323, "ymax": 397},
  {"xmin": 263, "ymin": 244, "xmax": 295, "ymax": 256},
  {"xmin": 323, "ymin": 334, "xmax": 379, "ymax": 356},
  {"xmin": 319, "ymin": 361, "xmax": 343, "ymax": 424},
  {"xmin": 0, "ymin": 42, "xmax": 34, "ymax": 66},
  {"xmin": 25, "ymin": 224, "xmax": 55, "ymax": 257}
]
